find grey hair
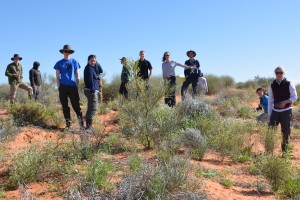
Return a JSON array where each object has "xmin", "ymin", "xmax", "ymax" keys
[{"xmin": 274, "ymin": 66, "xmax": 285, "ymax": 73}]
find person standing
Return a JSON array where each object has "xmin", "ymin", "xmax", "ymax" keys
[
  {"xmin": 94, "ymin": 61, "xmax": 103, "ymax": 103},
  {"xmin": 181, "ymin": 50, "xmax": 201, "ymax": 100},
  {"xmin": 136, "ymin": 50, "xmax": 153, "ymax": 84},
  {"xmin": 29, "ymin": 61, "xmax": 42, "ymax": 100},
  {"xmin": 268, "ymin": 66, "xmax": 298, "ymax": 152},
  {"xmin": 54, "ymin": 44, "xmax": 84, "ymax": 130},
  {"xmin": 162, "ymin": 52, "xmax": 190, "ymax": 107},
  {"xmin": 198, "ymin": 73, "xmax": 208, "ymax": 95},
  {"xmin": 5, "ymin": 54, "xmax": 33, "ymax": 103},
  {"xmin": 84, "ymin": 55, "xmax": 99, "ymax": 131},
  {"xmin": 256, "ymin": 87, "xmax": 269, "ymax": 123},
  {"xmin": 119, "ymin": 57, "xmax": 131, "ymax": 99}
]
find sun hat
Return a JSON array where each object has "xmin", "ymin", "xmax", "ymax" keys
[
  {"xmin": 59, "ymin": 44, "xmax": 75, "ymax": 54},
  {"xmin": 186, "ymin": 50, "xmax": 196, "ymax": 57},
  {"xmin": 11, "ymin": 54, "xmax": 22, "ymax": 61}
]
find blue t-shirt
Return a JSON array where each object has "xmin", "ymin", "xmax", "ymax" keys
[
  {"xmin": 54, "ymin": 58, "xmax": 80, "ymax": 86},
  {"xmin": 260, "ymin": 94, "xmax": 269, "ymax": 113}
]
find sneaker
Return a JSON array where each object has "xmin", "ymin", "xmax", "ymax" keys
[{"xmin": 85, "ymin": 127, "xmax": 94, "ymax": 134}]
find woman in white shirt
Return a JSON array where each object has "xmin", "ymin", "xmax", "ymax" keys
[{"xmin": 162, "ymin": 51, "xmax": 190, "ymax": 107}]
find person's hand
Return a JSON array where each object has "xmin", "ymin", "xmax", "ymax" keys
[
  {"xmin": 278, "ymin": 101, "xmax": 288, "ymax": 109},
  {"xmin": 15, "ymin": 73, "xmax": 20, "ymax": 78}
]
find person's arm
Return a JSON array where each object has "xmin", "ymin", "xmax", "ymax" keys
[
  {"xmin": 75, "ymin": 69, "xmax": 80, "ymax": 87},
  {"xmin": 268, "ymin": 86, "xmax": 274, "ymax": 116},
  {"xmin": 262, "ymin": 95, "xmax": 269, "ymax": 111},
  {"xmin": 148, "ymin": 61, "xmax": 153, "ymax": 79},
  {"xmin": 176, "ymin": 62, "xmax": 190, "ymax": 69},
  {"xmin": 29, "ymin": 70, "xmax": 34, "ymax": 85},
  {"xmin": 56, "ymin": 70, "xmax": 60, "ymax": 88},
  {"xmin": 279, "ymin": 83, "xmax": 298, "ymax": 108}
]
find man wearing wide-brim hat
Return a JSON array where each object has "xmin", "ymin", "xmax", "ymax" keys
[
  {"xmin": 181, "ymin": 50, "xmax": 201, "ymax": 100},
  {"xmin": 5, "ymin": 54, "xmax": 33, "ymax": 103},
  {"xmin": 119, "ymin": 57, "xmax": 131, "ymax": 99},
  {"xmin": 54, "ymin": 44, "xmax": 84, "ymax": 130}
]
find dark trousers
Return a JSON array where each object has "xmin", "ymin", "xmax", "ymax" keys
[
  {"xmin": 119, "ymin": 82, "xmax": 129, "ymax": 99},
  {"xmin": 164, "ymin": 76, "xmax": 176, "ymax": 107},
  {"xmin": 268, "ymin": 109, "xmax": 292, "ymax": 151},
  {"xmin": 59, "ymin": 84, "xmax": 83, "ymax": 125},
  {"xmin": 181, "ymin": 77, "xmax": 198, "ymax": 100},
  {"xmin": 84, "ymin": 90, "xmax": 98, "ymax": 128}
]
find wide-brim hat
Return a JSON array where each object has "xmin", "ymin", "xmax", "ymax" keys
[
  {"xmin": 11, "ymin": 54, "xmax": 22, "ymax": 61},
  {"xmin": 119, "ymin": 57, "xmax": 126, "ymax": 61},
  {"xmin": 59, "ymin": 44, "xmax": 75, "ymax": 54},
  {"xmin": 186, "ymin": 50, "xmax": 196, "ymax": 57}
]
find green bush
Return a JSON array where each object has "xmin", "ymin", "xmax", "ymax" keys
[
  {"xmin": 256, "ymin": 155, "xmax": 293, "ymax": 192},
  {"xmin": 0, "ymin": 118, "xmax": 19, "ymax": 142},
  {"xmin": 8, "ymin": 145, "xmax": 67, "ymax": 186},
  {"xmin": 282, "ymin": 179, "xmax": 300, "ymax": 198},
  {"xmin": 181, "ymin": 128, "xmax": 207, "ymax": 161},
  {"xmin": 205, "ymin": 74, "xmax": 235, "ymax": 95},
  {"xmin": 9, "ymin": 101, "xmax": 60, "ymax": 127},
  {"xmin": 85, "ymin": 159, "xmax": 115, "ymax": 190},
  {"xmin": 262, "ymin": 128, "xmax": 278, "ymax": 154}
]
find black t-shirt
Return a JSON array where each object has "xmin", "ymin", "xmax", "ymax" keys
[{"xmin": 137, "ymin": 59, "xmax": 152, "ymax": 80}]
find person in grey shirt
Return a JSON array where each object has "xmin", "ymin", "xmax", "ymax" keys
[{"xmin": 162, "ymin": 51, "xmax": 190, "ymax": 107}]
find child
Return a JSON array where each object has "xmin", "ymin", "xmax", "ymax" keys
[{"xmin": 256, "ymin": 87, "xmax": 269, "ymax": 123}]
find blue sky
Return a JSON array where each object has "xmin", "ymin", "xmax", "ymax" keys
[{"xmin": 1, "ymin": 0, "xmax": 299, "ymax": 85}]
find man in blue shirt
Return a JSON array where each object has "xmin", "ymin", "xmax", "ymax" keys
[{"xmin": 54, "ymin": 44, "xmax": 84, "ymax": 129}]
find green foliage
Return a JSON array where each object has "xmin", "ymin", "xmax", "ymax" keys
[
  {"xmin": 127, "ymin": 155, "xmax": 142, "ymax": 173},
  {"xmin": 282, "ymin": 179, "xmax": 300, "ymax": 198},
  {"xmin": 119, "ymin": 80, "xmax": 183, "ymax": 149},
  {"xmin": 85, "ymin": 159, "xmax": 115, "ymax": 190},
  {"xmin": 0, "ymin": 187, "xmax": 5, "ymax": 198},
  {"xmin": 196, "ymin": 168, "xmax": 219, "ymax": 179},
  {"xmin": 0, "ymin": 118, "xmax": 19, "ymax": 142},
  {"xmin": 181, "ymin": 128, "xmax": 207, "ymax": 161},
  {"xmin": 9, "ymin": 101, "xmax": 62, "ymax": 127},
  {"xmin": 262, "ymin": 127, "xmax": 277, "ymax": 154},
  {"xmin": 8, "ymin": 145, "xmax": 67, "ymax": 186},
  {"xmin": 103, "ymin": 133, "xmax": 127, "ymax": 154},
  {"xmin": 220, "ymin": 178, "xmax": 234, "ymax": 188},
  {"xmin": 256, "ymin": 155, "xmax": 293, "ymax": 192},
  {"xmin": 205, "ymin": 74, "xmax": 235, "ymax": 95},
  {"xmin": 236, "ymin": 76, "xmax": 273, "ymax": 90}
]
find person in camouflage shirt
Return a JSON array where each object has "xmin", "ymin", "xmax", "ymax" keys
[{"xmin": 5, "ymin": 54, "xmax": 33, "ymax": 103}]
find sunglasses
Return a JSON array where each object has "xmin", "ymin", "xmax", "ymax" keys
[
  {"xmin": 165, "ymin": 54, "xmax": 170, "ymax": 57},
  {"xmin": 64, "ymin": 51, "xmax": 71, "ymax": 54},
  {"xmin": 275, "ymin": 71, "xmax": 283, "ymax": 74}
]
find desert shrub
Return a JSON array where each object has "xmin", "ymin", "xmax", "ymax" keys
[
  {"xmin": 205, "ymin": 74, "xmax": 235, "ymax": 95},
  {"xmin": 102, "ymin": 75, "xmax": 121, "ymax": 102},
  {"xmin": 282, "ymin": 179, "xmax": 300, "ymax": 198},
  {"xmin": 8, "ymin": 144, "xmax": 67, "ymax": 186},
  {"xmin": 256, "ymin": 155, "xmax": 293, "ymax": 192},
  {"xmin": 213, "ymin": 88, "xmax": 256, "ymax": 118},
  {"xmin": 236, "ymin": 76, "xmax": 273, "ymax": 90},
  {"xmin": 0, "ymin": 84, "xmax": 10, "ymax": 100},
  {"xmin": 119, "ymin": 81, "xmax": 183, "ymax": 149},
  {"xmin": 127, "ymin": 154, "xmax": 142, "ymax": 173},
  {"xmin": 115, "ymin": 156, "xmax": 193, "ymax": 199},
  {"xmin": 262, "ymin": 127, "xmax": 278, "ymax": 154},
  {"xmin": 85, "ymin": 159, "xmax": 115, "ymax": 190},
  {"xmin": 8, "ymin": 101, "xmax": 59, "ymax": 127},
  {"xmin": 103, "ymin": 133, "xmax": 127, "ymax": 154},
  {"xmin": 179, "ymin": 96, "xmax": 212, "ymax": 118},
  {"xmin": 181, "ymin": 128, "xmax": 207, "ymax": 161},
  {"xmin": 157, "ymin": 134, "xmax": 182, "ymax": 162},
  {"xmin": 0, "ymin": 118, "xmax": 19, "ymax": 142}
]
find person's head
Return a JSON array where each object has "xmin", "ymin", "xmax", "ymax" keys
[
  {"xmin": 120, "ymin": 57, "xmax": 127, "ymax": 64},
  {"xmin": 139, "ymin": 50, "xmax": 145, "ymax": 60},
  {"xmin": 11, "ymin": 54, "xmax": 22, "ymax": 64},
  {"xmin": 59, "ymin": 44, "xmax": 75, "ymax": 59},
  {"xmin": 162, "ymin": 51, "xmax": 170, "ymax": 62},
  {"xmin": 33, "ymin": 61, "xmax": 40, "ymax": 70},
  {"xmin": 256, "ymin": 87, "xmax": 265, "ymax": 98},
  {"xmin": 186, "ymin": 50, "xmax": 196, "ymax": 59},
  {"xmin": 274, "ymin": 66, "xmax": 285, "ymax": 81},
  {"xmin": 87, "ymin": 55, "xmax": 97, "ymax": 66}
]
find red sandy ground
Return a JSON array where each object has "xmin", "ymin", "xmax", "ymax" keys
[{"xmin": 1, "ymin": 105, "xmax": 300, "ymax": 199}]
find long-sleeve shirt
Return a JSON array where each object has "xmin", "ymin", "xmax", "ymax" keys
[
  {"xmin": 268, "ymin": 81, "xmax": 298, "ymax": 115},
  {"xmin": 29, "ymin": 68, "xmax": 42, "ymax": 86},
  {"xmin": 259, "ymin": 94, "xmax": 269, "ymax": 113},
  {"xmin": 84, "ymin": 65, "xmax": 99, "ymax": 93},
  {"xmin": 94, "ymin": 62, "xmax": 103, "ymax": 79},
  {"xmin": 184, "ymin": 59, "xmax": 200, "ymax": 79},
  {"xmin": 121, "ymin": 64, "xmax": 131, "ymax": 83},
  {"xmin": 5, "ymin": 62, "xmax": 23, "ymax": 85},
  {"xmin": 162, "ymin": 61, "xmax": 185, "ymax": 79}
]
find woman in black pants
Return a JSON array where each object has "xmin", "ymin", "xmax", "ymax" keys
[
  {"xmin": 84, "ymin": 55, "xmax": 99, "ymax": 132},
  {"xmin": 162, "ymin": 52, "xmax": 190, "ymax": 107}
]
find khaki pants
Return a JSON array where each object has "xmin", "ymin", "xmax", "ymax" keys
[{"xmin": 10, "ymin": 82, "xmax": 33, "ymax": 101}]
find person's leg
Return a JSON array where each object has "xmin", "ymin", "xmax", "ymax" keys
[
  {"xmin": 164, "ymin": 78, "xmax": 172, "ymax": 107},
  {"xmin": 18, "ymin": 82, "xmax": 33, "ymax": 99},
  {"xmin": 98, "ymin": 82, "xmax": 103, "ymax": 103},
  {"xmin": 170, "ymin": 76, "xmax": 176, "ymax": 106},
  {"xmin": 192, "ymin": 79, "xmax": 198, "ymax": 97},
  {"xmin": 68, "ymin": 86, "xmax": 84, "ymax": 129},
  {"xmin": 59, "ymin": 85, "xmax": 71, "ymax": 127},
  {"xmin": 268, "ymin": 110, "xmax": 280, "ymax": 128},
  {"xmin": 124, "ymin": 82, "xmax": 129, "ymax": 100},
  {"xmin": 9, "ymin": 84, "xmax": 18, "ymax": 103},
  {"xmin": 35, "ymin": 86, "xmax": 41, "ymax": 100},
  {"xmin": 84, "ymin": 90, "xmax": 98, "ymax": 129},
  {"xmin": 280, "ymin": 109, "xmax": 292, "ymax": 152},
  {"xmin": 181, "ymin": 78, "xmax": 191, "ymax": 101}
]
